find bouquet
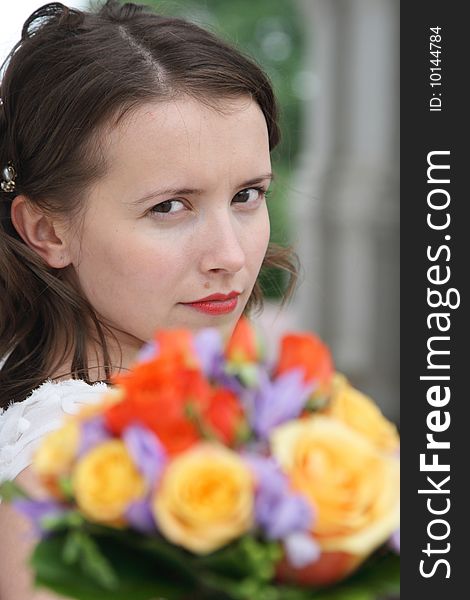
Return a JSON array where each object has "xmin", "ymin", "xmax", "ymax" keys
[{"xmin": 1, "ymin": 318, "xmax": 400, "ymax": 600}]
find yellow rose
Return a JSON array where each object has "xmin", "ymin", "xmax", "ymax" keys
[
  {"xmin": 73, "ymin": 440, "xmax": 146, "ymax": 524},
  {"xmin": 34, "ymin": 420, "xmax": 80, "ymax": 478},
  {"xmin": 153, "ymin": 443, "xmax": 254, "ymax": 554},
  {"xmin": 271, "ymin": 416, "xmax": 399, "ymax": 559},
  {"xmin": 324, "ymin": 375, "xmax": 399, "ymax": 453}
]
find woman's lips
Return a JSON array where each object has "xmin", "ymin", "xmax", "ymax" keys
[{"xmin": 181, "ymin": 295, "xmax": 239, "ymax": 315}]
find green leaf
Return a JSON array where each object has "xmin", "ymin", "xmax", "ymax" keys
[
  {"xmin": 304, "ymin": 395, "xmax": 329, "ymax": 412},
  {"xmin": 234, "ymin": 419, "xmax": 253, "ymax": 445},
  {"xmin": 199, "ymin": 552, "xmax": 400, "ymax": 600},
  {"xmin": 31, "ymin": 529, "xmax": 196, "ymax": 600},
  {"xmin": 226, "ymin": 363, "xmax": 259, "ymax": 387},
  {"xmin": 192, "ymin": 535, "xmax": 277, "ymax": 580},
  {"xmin": 63, "ymin": 530, "xmax": 82, "ymax": 565},
  {"xmin": 58, "ymin": 476, "xmax": 75, "ymax": 500},
  {"xmin": 42, "ymin": 510, "xmax": 85, "ymax": 532},
  {"xmin": 192, "ymin": 536, "xmax": 284, "ymax": 599},
  {"xmin": 184, "ymin": 401, "xmax": 220, "ymax": 442},
  {"xmin": 73, "ymin": 531, "xmax": 119, "ymax": 590},
  {"xmin": 0, "ymin": 480, "xmax": 32, "ymax": 501},
  {"xmin": 29, "ymin": 522, "xmax": 398, "ymax": 600}
]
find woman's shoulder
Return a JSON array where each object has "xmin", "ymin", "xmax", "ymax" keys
[{"xmin": 0, "ymin": 379, "xmax": 108, "ymax": 484}]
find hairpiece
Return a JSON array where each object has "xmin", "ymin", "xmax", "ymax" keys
[{"xmin": 1, "ymin": 163, "xmax": 17, "ymax": 193}]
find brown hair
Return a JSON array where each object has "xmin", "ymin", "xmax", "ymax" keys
[{"xmin": 0, "ymin": 0, "xmax": 298, "ymax": 408}]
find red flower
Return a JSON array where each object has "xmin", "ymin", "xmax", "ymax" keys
[
  {"xmin": 277, "ymin": 550, "xmax": 363, "ymax": 587},
  {"xmin": 105, "ymin": 335, "xmax": 211, "ymax": 455},
  {"xmin": 226, "ymin": 316, "xmax": 259, "ymax": 362},
  {"xmin": 153, "ymin": 329, "xmax": 198, "ymax": 367},
  {"xmin": 204, "ymin": 388, "xmax": 244, "ymax": 446},
  {"xmin": 274, "ymin": 333, "xmax": 334, "ymax": 393},
  {"xmin": 105, "ymin": 328, "xmax": 246, "ymax": 454}
]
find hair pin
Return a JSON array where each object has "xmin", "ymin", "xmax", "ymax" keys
[{"xmin": 1, "ymin": 163, "xmax": 17, "ymax": 193}]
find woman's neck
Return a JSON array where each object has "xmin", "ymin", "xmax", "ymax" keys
[{"xmin": 50, "ymin": 329, "xmax": 143, "ymax": 383}]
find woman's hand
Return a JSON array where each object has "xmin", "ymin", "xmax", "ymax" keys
[{"xmin": 0, "ymin": 467, "xmax": 67, "ymax": 600}]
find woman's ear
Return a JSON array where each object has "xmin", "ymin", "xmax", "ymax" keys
[{"xmin": 10, "ymin": 195, "xmax": 72, "ymax": 268}]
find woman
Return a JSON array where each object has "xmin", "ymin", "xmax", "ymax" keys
[{"xmin": 0, "ymin": 1, "xmax": 297, "ymax": 597}]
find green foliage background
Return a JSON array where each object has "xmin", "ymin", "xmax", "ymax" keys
[{"xmin": 131, "ymin": 0, "xmax": 305, "ymax": 299}]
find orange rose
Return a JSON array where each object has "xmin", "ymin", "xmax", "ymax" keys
[
  {"xmin": 33, "ymin": 420, "xmax": 80, "ymax": 498},
  {"xmin": 153, "ymin": 443, "xmax": 254, "ymax": 553},
  {"xmin": 324, "ymin": 375, "xmax": 399, "ymax": 453},
  {"xmin": 271, "ymin": 416, "xmax": 399, "ymax": 584},
  {"xmin": 73, "ymin": 440, "xmax": 146, "ymax": 524}
]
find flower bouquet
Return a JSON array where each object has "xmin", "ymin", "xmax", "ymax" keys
[{"xmin": 0, "ymin": 318, "xmax": 400, "ymax": 600}]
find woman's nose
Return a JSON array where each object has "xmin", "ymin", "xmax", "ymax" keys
[{"xmin": 199, "ymin": 211, "xmax": 245, "ymax": 274}]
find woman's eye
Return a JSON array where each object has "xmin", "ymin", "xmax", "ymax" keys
[
  {"xmin": 232, "ymin": 187, "xmax": 266, "ymax": 205},
  {"xmin": 149, "ymin": 199, "xmax": 185, "ymax": 216}
]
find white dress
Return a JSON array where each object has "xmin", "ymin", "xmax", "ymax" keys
[{"xmin": 0, "ymin": 379, "xmax": 108, "ymax": 484}]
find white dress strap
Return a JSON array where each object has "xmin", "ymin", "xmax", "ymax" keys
[{"xmin": 0, "ymin": 380, "xmax": 108, "ymax": 484}]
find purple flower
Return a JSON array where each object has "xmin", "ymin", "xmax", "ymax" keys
[
  {"xmin": 250, "ymin": 370, "xmax": 314, "ymax": 439},
  {"xmin": 13, "ymin": 499, "xmax": 66, "ymax": 537},
  {"xmin": 194, "ymin": 327, "xmax": 246, "ymax": 394},
  {"xmin": 245, "ymin": 455, "xmax": 314, "ymax": 541},
  {"xmin": 246, "ymin": 454, "xmax": 286, "ymax": 494},
  {"xmin": 284, "ymin": 532, "xmax": 320, "ymax": 568},
  {"xmin": 123, "ymin": 424, "xmax": 167, "ymax": 487},
  {"xmin": 261, "ymin": 493, "xmax": 313, "ymax": 540},
  {"xmin": 78, "ymin": 416, "xmax": 112, "ymax": 457},
  {"xmin": 126, "ymin": 499, "xmax": 157, "ymax": 533},
  {"xmin": 390, "ymin": 529, "xmax": 400, "ymax": 554},
  {"xmin": 194, "ymin": 328, "xmax": 223, "ymax": 376}
]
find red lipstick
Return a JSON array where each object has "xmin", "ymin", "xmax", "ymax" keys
[{"xmin": 181, "ymin": 291, "xmax": 240, "ymax": 315}]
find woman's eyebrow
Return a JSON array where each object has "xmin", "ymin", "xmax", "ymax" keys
[
  {"xmin": 133, "ymin": 187, "xmax": 202, "ymax": 205},
  {"xmin": 239, "ymin": 172, "xmax": 274, "ymax": 187},
  {"xmin": 132, "ymin": 173, "xmax": 274, "ymax": 205}
]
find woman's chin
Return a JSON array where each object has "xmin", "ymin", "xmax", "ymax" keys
[{"xmin": 182, "ymin": 310, "xmax": 244, "ymax": 340}]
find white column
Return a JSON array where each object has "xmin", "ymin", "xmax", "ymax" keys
[{"xmin": 292, "ymin": 0, "xmax": 399, "ymax": 419}]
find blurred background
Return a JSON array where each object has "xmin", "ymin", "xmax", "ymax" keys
[{"xmin": 1, "ymin": 0, "xmax": 399, "ymax": 423}]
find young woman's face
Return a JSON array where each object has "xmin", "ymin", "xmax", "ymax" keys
[{"xmin": 67, "ymin": 96, "xmax": 271, "ymax": 360}]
